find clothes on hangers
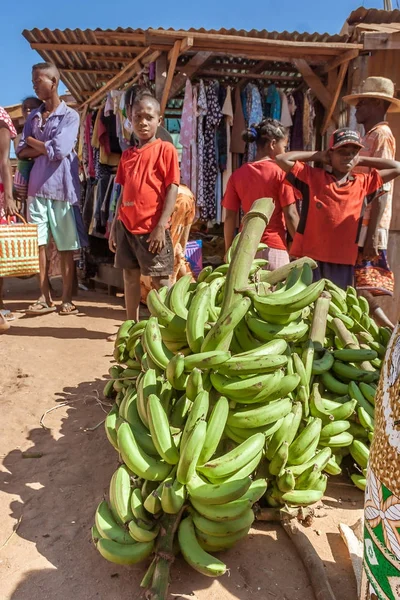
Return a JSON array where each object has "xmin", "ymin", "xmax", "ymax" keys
[
  {"xmin": 231, "ymin": 86, "xmax": 246, "ymax": 154},
  {"xmin": 200, "ymin": 81, "xmax": 223, "ymax": 221},
  {"xmin": 265, "ymin": 84, "xmax": 281, "ymax": 120},
  {"xmin": 244, "ymin": 83, "xmax": 263, "ymax": 162},
  {"xmin": 196, "ymin": 80, "xmax": 208, "ymax": 212}
]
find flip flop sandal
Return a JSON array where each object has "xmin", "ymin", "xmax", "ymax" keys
[
  {"xmin": 0, "ymin": 309, "xmax": 15, "ymax": 321},
  {"xmin": 25, "ymin": 301, "xmax": 57, "ymax": 316},
  {"xmin": 59, "ymin": 302, "xmax": 79, "ymax": 316}
]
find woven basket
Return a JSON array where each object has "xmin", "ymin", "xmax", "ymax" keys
[{"xmin": 0, "ymin": 214, "xmax": 39, "ymax": 277}]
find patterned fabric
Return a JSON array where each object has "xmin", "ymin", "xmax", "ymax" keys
[
  {"xmin": 244, "ymin": 84, "xmax": 263, "ymax": 162},
  {"xmin": 265, "ymin": 84, "xmax": 281, "ymax": 120},
  {"xmin": 196, "ymin": 81, "xmax": 207, "ymax": 212},
  {"xmin": 200, "ymin": 82, "xmax": 223, "ymax": 221},
  {"xmin": 364, "ymin": 324, "xmax": 400, "ymax": 600},
  {"xmin": 180, "ymin": 80, "xmax": 197, "ymax": 196},
  {"xmin": 355, "ymin": 249, "xmax": 394, "ymax": 296},
  {"xmin": 0, "ymin": 106, "xmax": 17, "ymax": 222}
]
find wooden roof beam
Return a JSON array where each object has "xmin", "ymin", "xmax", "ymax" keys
[
  {"xmin": 321, "ymin": 60, "xmax": 351, "ymax": 134},
  {"xmin": 168, "ymin": 51, "xmax": 213, "ymax": 99},
  {"xmin": 363, "ymin": 31, "xmax": 400, "ymax": 51},
  {"xmin": 197, "ymin": 70, "xmax": 301, "ymax": 82},
  {"xmin": 322, "ymin": 48, "xmax": 359, "ymax": 73},
  {"xmin": 160, "ymin": 40, "xmax": 182, "ymax": 116},
  {"xmin": 292, "ymin": 58, "xmax": 339, "ymax": 126},
  {"xmin": 61, "ymin": 67, "xmax": 119, "ymax": 75},
  {"xmin": 80, "ymin": 47, "xmax": 151, "ymax": 108},
  {"xmin": 168, "ymin": 36, "xmax": 193, "ymax": 60}
]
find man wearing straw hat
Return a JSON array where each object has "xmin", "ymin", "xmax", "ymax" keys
[{"xmin": 343, "ymin": 77, "xmax": 400, "ymax": 330}]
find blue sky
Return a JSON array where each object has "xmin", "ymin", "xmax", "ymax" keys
[{"xmin": 1, "ymin": 0, "xmax": 382, "ymax": 107}]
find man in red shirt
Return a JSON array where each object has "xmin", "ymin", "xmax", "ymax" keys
[
  {"xmin": 276, "ymin": 128, "xmax": 400, "ymax": 288},
  {"xmin": 222, "ymin": 119, "xmax": 299, "ymax": 270},
  {"xmin": 109, "ymin": 93, "xmax": 179, "ymax": 321}
]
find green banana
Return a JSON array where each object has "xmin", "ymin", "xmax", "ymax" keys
[
  {"xmin": 332, "ymin": 361, "xmax": 379, "ymax": 384},
  {"xmin": 109, "ymin": 465, "xmax": 134, "ymax": 525},
  {"xmin": 226, "ymin": 398, "xmax": 293, "ymax": 429},
  {"xmin": 357, "ymin": 406, "xmax": 375, "ymax": 432},
  {"xmin": 186, "ymin": 285, "xmax": 211, "ymax": 353},
  {"xmin": 241, "ymin": 479, "xmax": 268, "ymax": 503},
  {"xmin": 143, "ymin": 317, "xmax": 174, "ymax": 370},
  {"xmin": 287, "ymin": 418, "xmax": 322, "ymax": 466},
  {"xmin": 189, "ymin": 497, "xmax": 251, "ymax": 522},
  {"xmin": 324, "ymin": 456, "xmax": 342, "ymax": 476},
  {"xmin": 198, "ymin": 396, "xmax": 229, "ymax": 465},
  {"xmin": 117, "ymin": 422, "xmax": 172, "ymax": 481},
  {"xmin": 95, "ymin": 537, "xmax": 154, "ymax": 565},
  {"xmin": 181, "ymin": 390, "xmax": 209, "ymax": 450},
  {"xmin": 210, "ymin": 370, "xmax": 285, "ymax": 403},
  {"xmin": 146, "ymin": 289, "xmax": 186, "ymax": 333},
  {"xmin": 312, "ymin": 351, "xmax": 335, "ymax": 375},
  {"xmin": 349, "ymin": 440, "xmax": 369, "ymax": 469},
  {"xmin": 197, "ymin": 265, "xmax": 213, "ymax": 283},
  {"xmin": 178, "ymin": 516, "xmax": 226, "ymax": 577},
  {"xmin": 290, "ymin": 447, "xmax": 332, "ymax": 477},
  {"xmin": 329, "ymin": 399, "xmax": 357, "ymax": 421},
  {"xmin": 379, "ymin": 326, "xmax": 392, "ymax": 346},
  {"xmin": 319, "ymin": 431, "xmax": 354, "ymax": 447},
  {"xmin": 225, "ymin": 418, "xmax": 284, "ymax": 442},
  {"xmin": 351, "ymin": 474, "xmax": 367, "ymax": 491},
  {"xmin": 359, "ymin": 382, "xmax": 376, "ymax": 406},
  {"xmin": 105, "ymin": 404, "xmax": 119, "ymax": 451},
  {"xmin": 314, "ymin": 474, "xmax": 328, "ymax": 493},
  {"xmin": 295, "ymin": 464, "xmax": 321, "ymax": 490},
  {"xmin": 147, "ymin": 394, "xmax": 179, "ymax": 465},
  {"xmin": 130, "ymin": 488, "xmax": 153, "ymax": 530},
  {"xmin": 321, "ymin": 371, "xmax": 349, "ymax": 396},
  {"xmin": 266, "ymin": 412, "xmax": 295, "ymax": 461},
  {"xmin": 187, "ymin": 472, "xmax": 252, "ymax": 506},
  {"xmin": 246, "ymin": 313, "xmax": 309, "ymax": 343},
  {"xmin": 280, "ymin": 489, "xmax": 323, "ymax": 506},
  {"xmin": 217, "ymin": 353, "xmax": 288, "ymax": 376},
  {"xmin": 165, "ymin": 353, "xmax": 187, "ymax": 391},
  {"xmin": 320, "ymin": 420, "xmax": 351, "ymax": 439},
  {"xmin": 192, "ymin": 507, "xmax": 254, "ymax": 536},
  {"xmin": 348, "ymin": 381, "xmax": 375, "ymax": 417},
  {"xmin": 170, "ymin": 394, "xmax": 191, "ymax": 429},
  {"xmin": 258, "ymin": 309, "xmax": 303, "ymax": 325},
  {"xmin": 183, "ymin": 350, "xmax": 231, "ymax": 371},
  {"xmin": 329, "ymin": 289, "xmax": 348, "ymax": 314},
  {"xmin": 177, "ymin": 420, "xmax": 207, "ymax": 485},
  {"xmin": 309, "ymin": 384, "xmax": 334, "ymax": 422},
  {"xmin": 95, "ymin": 501, "xmax": 135, "ymax": 545},
  {"xmin": 293, "ymin": 352, "xmax": 310, "ymax": 396},
  {"xmin": 208, "ymin": 277, "xmax": 226, "ymax": 322},
  {"xmin": 269, "ymin": 441, "xmax": 289, "ymax": 476},
  {"xmin": 247, "ymin": 279, "xmax": 325, "ymax": 316},
  {"xmin": 333, "ymin": 348, "xmax": 378, "ymax": 362},
  {"xmin": 128, "ymin": 519, "xmax": 159, "ymax": 543},
  {"xmin": 196, "ymin": 527, "xmax": 251, "ymax": 551},
  {"xmin": 198, "ymin": 433, "xmax": 265, "ymax": 479},
  {"xmin": 136, "ymin": 370, "xmax": 155, "ymax": 428},
  {"xmin": 201, "ymin": 296, "xmax": 252, "ymax": 352},
  {"xmin": 161, "ymin": 479, "xmax": 186, "ymax": 514},
  {"xmin": 143, "ymin": 485, "xmax": 162, "ymax": 515},
  {"xmin": 169, "ymin": 273, "xmax": 192, "ymax": 319},
  {"xmin": 233, "ymin": 318, "xmax": 264, "ymax": 351},
  {"xmin": 186, "ymin": 368, "xmax": 204, "ymax": 402},
  {"xmin": 277, "ymin": 469, "xmax": 296, "ymax": 492},
  {"xmin": 234, "ymin": 338, "xmax": 288, "ymax": 358}
]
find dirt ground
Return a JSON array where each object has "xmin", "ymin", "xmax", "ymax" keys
[{"xmin": 0, "ymin": 277, "xmax": 364, "ymax": 600}]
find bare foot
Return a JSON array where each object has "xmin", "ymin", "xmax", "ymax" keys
[
  {"xmin": 0, "ymin": 313, "xmax": 10, "ymax": 333},
  {"xmin": 107, "ymin": 333, "xmax": 117, "ymax": 342}
]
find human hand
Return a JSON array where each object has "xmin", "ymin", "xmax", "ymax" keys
[
  {"xmin": 108, "ymin": 226, "xmax": 117, "ymax": 253},
  {"xmin": 148, "ymin": 224, "xmax": 166, "ymax": 254},
  {"xmin": 316, "ymin": 150, "xmax": 331, "ymax": 165},
  {"xmin": 5, "ymin": 198, "xmax": 18, "ymax": 217},
  {"xmin": 362, "ymin": 235, "xmax": 379, "ymax": 261}
]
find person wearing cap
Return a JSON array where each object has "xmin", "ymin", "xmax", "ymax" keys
[
  {"xmin": 343, "ymin": 77, "xmax": 400, "ymax": 329},
  {"xmin": 276, "ymin": 128, "xmax": 400, "ymax": 289}
]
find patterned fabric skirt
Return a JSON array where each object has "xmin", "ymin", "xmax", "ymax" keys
[
  {"xmin": 363, "ymin": 324, "xmax": 400, "ymax": 600},
  {"xmin": 256, "ymin": 247, "xmax": 290, "ymax": 271},
  {"xmin": 355, "ymin": 250, "xmax": 395, "ymax": 296}
]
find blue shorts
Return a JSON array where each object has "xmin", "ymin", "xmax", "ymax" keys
[
  {"xmin": 312, "ymin": 261, "xmax": 354, "ymax": 290},
  {"xmin": 27, "ymin": 196, "xmax": 81, "ymax": 252}
]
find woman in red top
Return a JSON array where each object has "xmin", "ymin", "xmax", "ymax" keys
[{"xmin": 222, "ymin": 118, "xmax": 299, "ymax": 270}]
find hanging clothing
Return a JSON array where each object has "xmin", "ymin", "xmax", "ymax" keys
[
  {"xmin": 222, "ymin": 86, "xmax": 234, "ymax": 196},
  {"xmin": 196, "ymin": 80, "xmax": 208, "ymax": 212},
  {"xmin": 265, "ymin": 84, "xmax": 281, "ymax": 120},
  {"xmin": 180, "ymin": 79, "xmax": 197, "ymax": 193},
  {"xmin": 200, "ymin": 81, "xmax": 223, "ymax": 221},
  {"xmin": 231, "ymin": 87, "xmax": 246, "ymax": 155},
  {"xmin": 303, "ymin": 90, "xmax": 315, "ymax": 151},
  {"xmin": 279, "ymin": 91, "xmax": 293, "ymax": 128},
  {"xmin": 244, "ymin": 83, "xmax": 263, "ymax": 162},
  {"xmin": 290, "ymin": 91, "xmax": 304, "ymax": 151}
]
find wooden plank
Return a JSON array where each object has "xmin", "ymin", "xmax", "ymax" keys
[
  {"xmin": 61, "ymin": 67, "xmax": 119, "ymax": 75},
  {"xmin": 160, "ymin": 40, "xmax": 182, "ymax": 115},
  {"xmin": 321, "ymin": 60, "xmax": 351, "ymax": 134},
  {"xmin": 198, "ymin": 69, "xmax": 301, "ymax": 82},
  {"xmin": 92, "ymin": 31, "xmax": 146, "ymax": 42},
  {"xmin": 168, "ymin": 51, "xmax": 212, "ymax": 99},
  {"xmin": 147, "ymin": 28, "xmax": 362, "ymax": 52},
  {"xmin": 80, "ymin": 47, "xmax": 151, "ymax": 108},
  {"xmin": 168, "ymin": 36, "xmax": 193, "ymax": 60},
  {"xmin": 292, "ymin": 59, "xmax": 332, "ymax": 111},
  {"xmin": 322, "ymin": 49, "xmax": 359, "ymax": 73},
  {"xmin": 356, "ymin": 23, "xmax": 400, "ymax": 34},
  {"xmin": 363, "ymin": 31, "xmax": 400, "ymax": 51},
  {"xmin": 30, "ymin": 42, "xmax": 143, "ymax": 54},
  {"xmin": 155, "ymin": 53, "xmax": 167, "ymax": 102}
]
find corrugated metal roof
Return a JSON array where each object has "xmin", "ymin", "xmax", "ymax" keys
[
  {"xmin": 22, "ymin": 26, "xmax": 353, "ymax": 104},
  {"xmin": 347, "ymin": 7, "xmax": 400, "ymax": 26}
]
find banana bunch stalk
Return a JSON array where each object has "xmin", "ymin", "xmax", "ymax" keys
[{"xmin": 93, "ymin": 198, "xmax": 390, "ymax": 599}]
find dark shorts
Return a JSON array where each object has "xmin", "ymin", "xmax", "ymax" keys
[
  {"xmin": 312, "ymin": 261, "xmax": 354, "ymax": 290},
  {"xmin": 114, "ymin": 220, "xmax": 174, "ymax": 277}
]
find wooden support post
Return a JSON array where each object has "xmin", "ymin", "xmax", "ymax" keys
[
  {"xmin": 321, "ymin": 60, "xmax": 351, "ymax": 134},
  {"xmin": 322, "ymin": 49, "xmax": 359, "ymax": 73},
  {"xmin": 80, "ymin": 47, "xmax": 151, "ymax": 108},
  {"xmin": 155, "ymin": 53, "xmax": 167, "ymax": 102},
  {"xmin": 168, "ymin": 51, "xmax": 212, "ymax": 99},
  {"xmin": 168, "ymin": 36, "xmax": 193, "ymax": 60},
  {"xmin": 292, "ymin": 58, "xmax": 339, "ymax": 126},
  {"xmin": 160, "ymin": 40, "xmax": 183, "ymax": 116}
]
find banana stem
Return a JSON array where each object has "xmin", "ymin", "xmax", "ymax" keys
[
  {"xmin": 331, "ymin": 317, "xmax": 359, "ymax": 350},
  {"xmin": 221, "ymin": 198, "xmax": 275, "ymax": 319},
  {"xmin": 309, "ymin": 291, "xmax": 331, "ymax": 350},
  {"xmin": 145, "ymin": 509, "xmax": 184, "ymax": 600}
]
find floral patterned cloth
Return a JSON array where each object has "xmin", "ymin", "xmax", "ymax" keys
[
  {"xmin": 363, "ymin": 324, "xmax": 400, "ymax": 600},
  {"xmin": 180, "ymin": 80, "xmax": 197, "ymax": 197},
  {"xmin": 244, "ymin": 84, "xmax": 263, "ymax": 163},
  {"xmin": 196, "ymin": 81, "xmax": 207, "ymax": 214},
  {"xmin": 355, "ymin": 249, "xmax": 394, "ymax": 296}
]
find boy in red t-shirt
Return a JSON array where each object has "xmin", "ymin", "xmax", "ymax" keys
[
  {"xmin": 109, "ymin": 93, "xmax": 180, "ymax": 321},
  {"xmin": 276, "ymin": 128, "xmax": 400, "ymax": 289}
]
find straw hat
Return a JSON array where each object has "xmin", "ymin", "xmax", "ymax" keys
[{"xmin": 343, "ymin": 76, "xmax": 400, "ymax": 113}]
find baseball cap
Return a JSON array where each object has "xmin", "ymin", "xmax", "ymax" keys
[{"xmin": 329, "ymin": 128, "xmax": 364, "ymax": 150}]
